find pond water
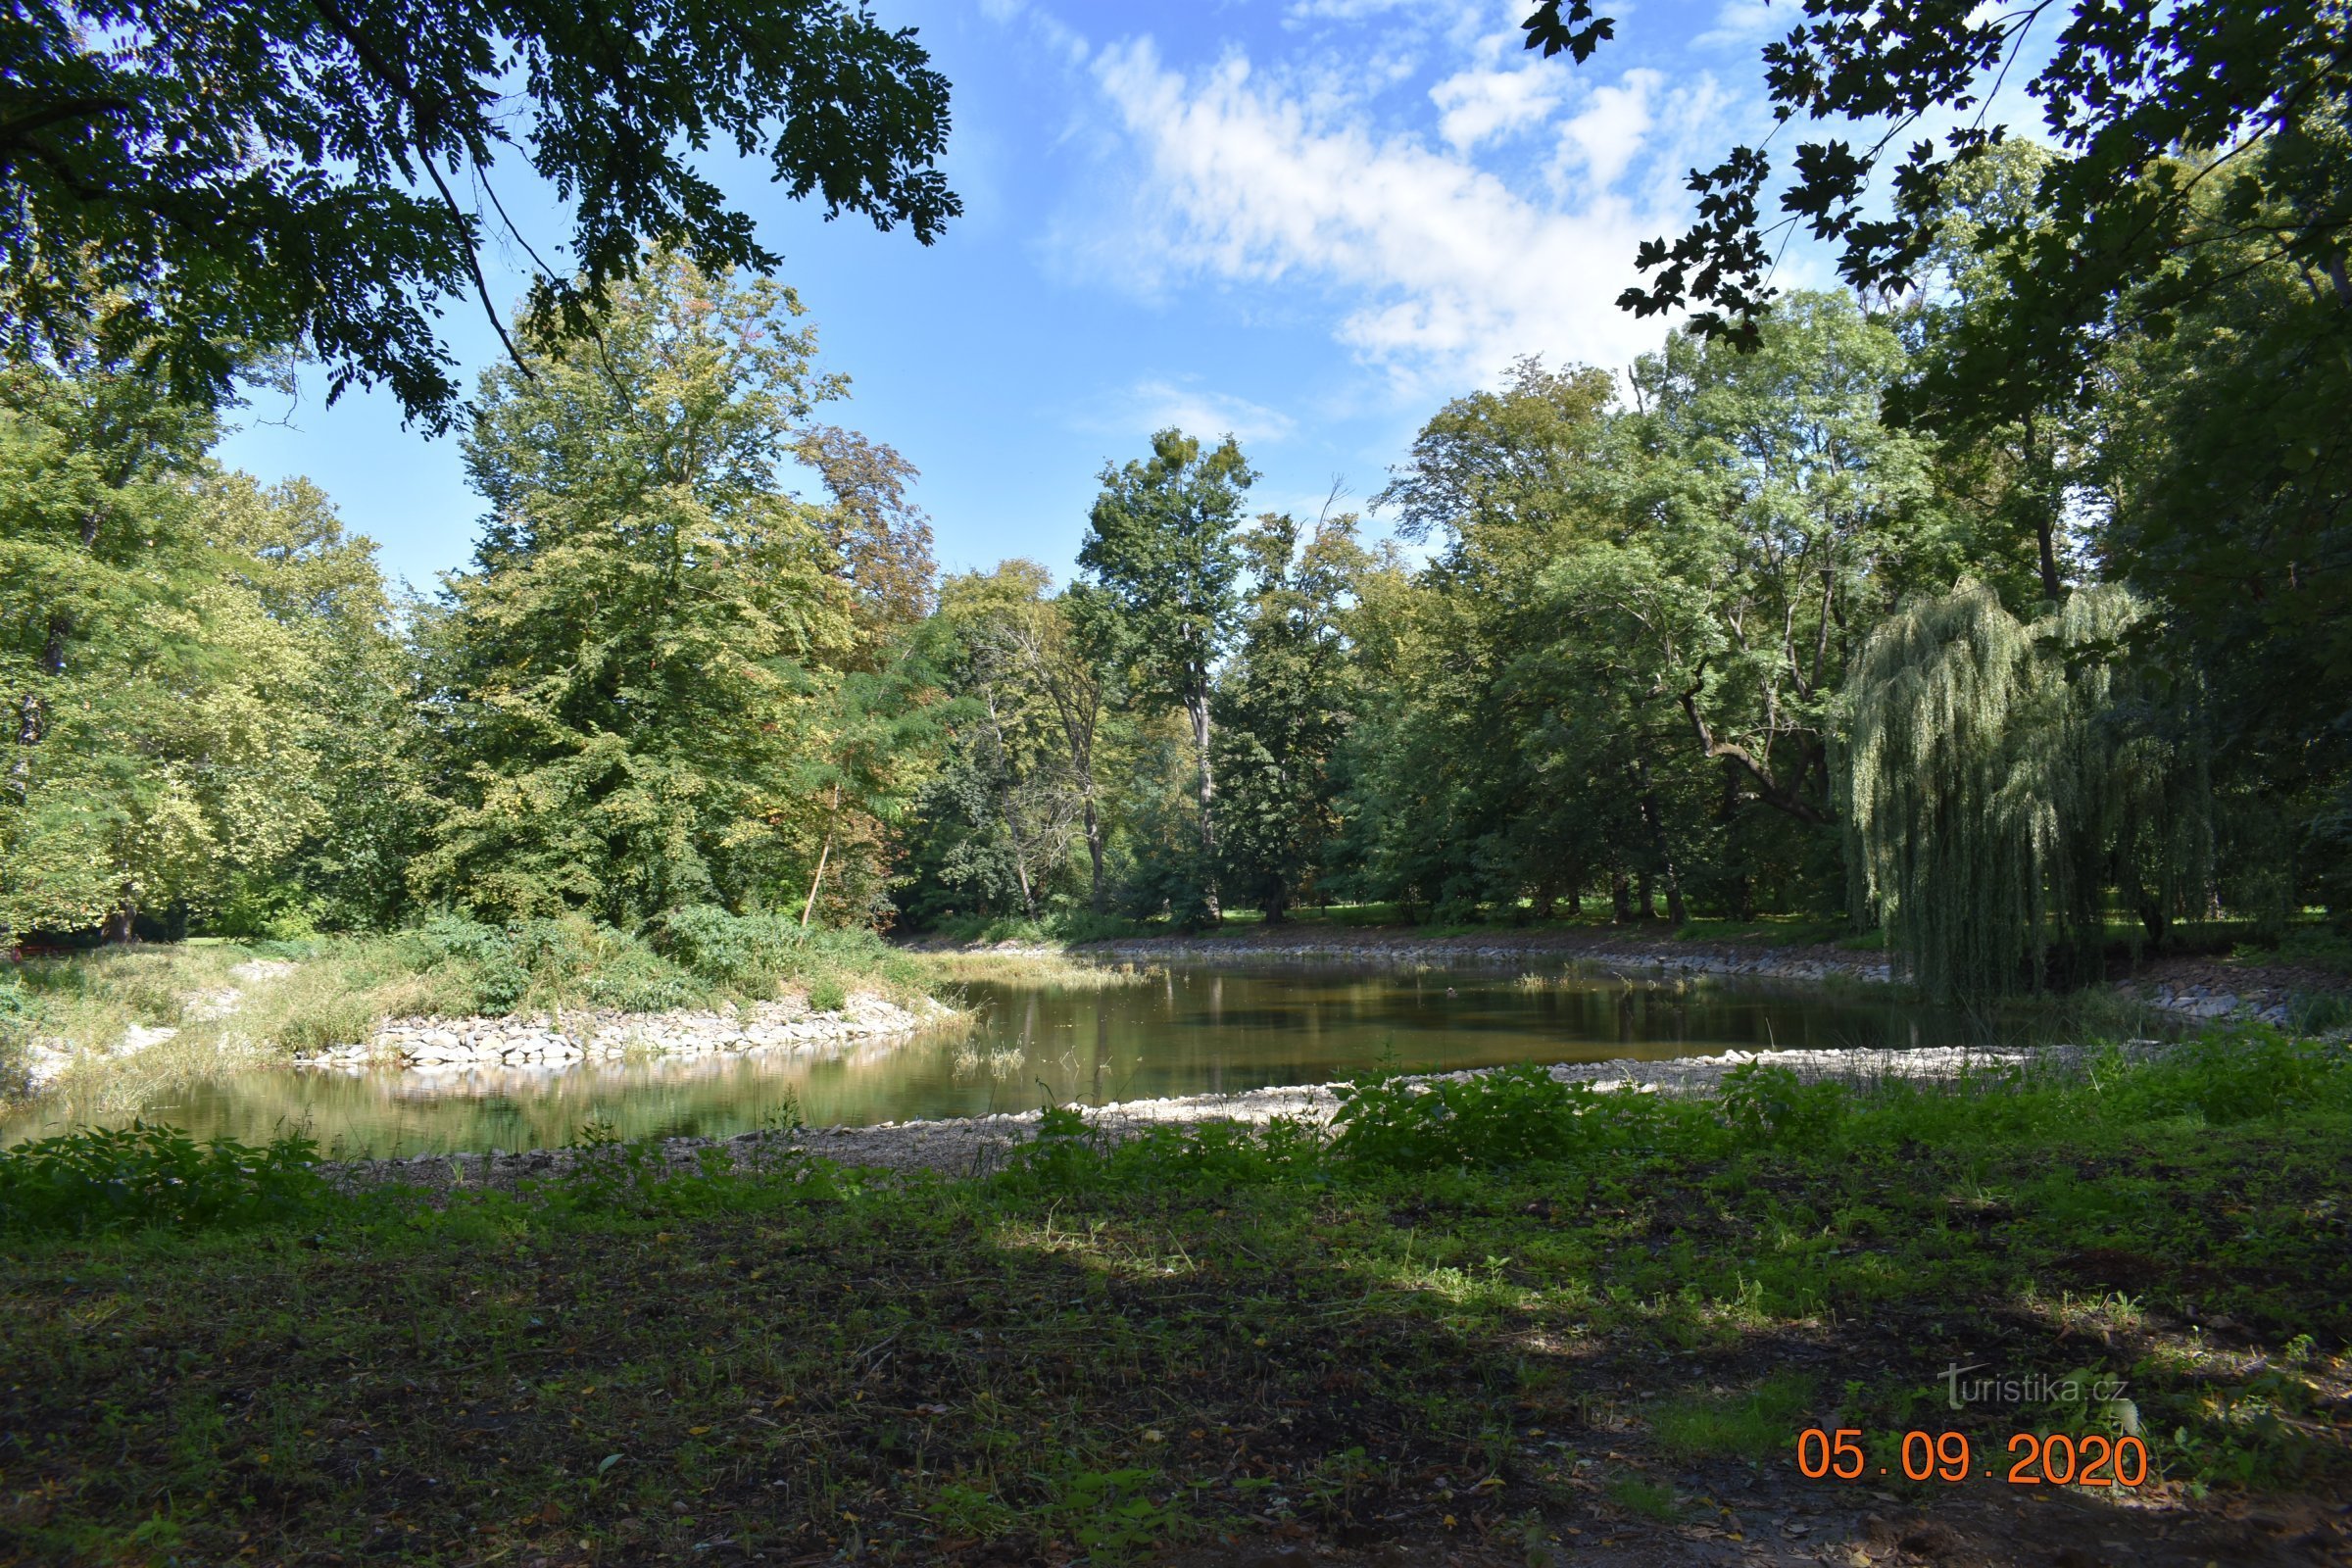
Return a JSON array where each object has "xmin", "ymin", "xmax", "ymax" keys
[{"xmin": 7, "ymin": 960, "xmax": 1981, "ymax": 1156}]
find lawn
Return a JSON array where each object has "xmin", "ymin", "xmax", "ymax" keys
[{"xmin": 2, "ymin": 1029, "xmax": 2347, "ymax": 1565}]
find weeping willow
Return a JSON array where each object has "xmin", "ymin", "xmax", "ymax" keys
[{"xmin": 1843, "ymin": 581, "xmax": 2210, "ymax": 1001}]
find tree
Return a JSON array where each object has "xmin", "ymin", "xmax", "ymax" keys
[
  {"xmin": 1215, "ymin": 510, "xmax": 1365, "ymax": 922},
  {"xmin": 1897, "ymin": 140, "xmax": 2092, "ymax": 605},
  {"xmin": 1843, "ymin": 581, "xmax": 2209, "ymax": 1000},
  {"xmin": 2089, "ymin": 135, "xmax": 2352, "ymax": 923},
  {"xmin": 1, "ymin": 0, "xmax": 957, "ymax": 428},
  {"xmin": 1, "ymin": 357, "xmax": 390, "ymax": 939},
  {"xmin": 199, "ymin": 473, "xmax": 418, "ymax": 936},
  {"xmin": 797, "ymin": 423, "xmax": 938, "ymax": 660},
  {"xmin": 2, "ymin": 354, "xmax": 216, "ymax": 936},
  {"xmin": 1078, "ymin": 429, "xmax": 1253, "ymax": 923},
  {"xmin": 1523, "ymin": 0, "xmax": 2352, "ymax": 423},
  {"xmin": 416, "ymin": 252, "xmax": 886, "ymax": 924},
  {"xmin": 1592, "ymin": 293, "xmax": 1956, "ymax": 838},
  {"xmin": 930, "ymin": 563, "xmax": 1087, "ymax": 922},
  {"xmin": 1341, "ymin": 361, "xmax": 1625, "ymax": 919}
]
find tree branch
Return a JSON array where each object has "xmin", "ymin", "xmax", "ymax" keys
[{"xmin": 1679, "ymin": 676, "xmax": 1833, "ymax": 825}]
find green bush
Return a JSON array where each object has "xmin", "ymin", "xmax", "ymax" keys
[
  {"xmin": 656, "ymin": 905, "xmax": 800, "ymax": 988},
  {"xmin": 1329, "ymin": 1065, "xmax": 1669, "ymax": 1171},
  {"xmin": 1719, "ymin": 1063, "xmax": 1851, "ymax": 1145},
  {"xmin": 2106, "ymin": 1029, "xmax": 2350, "ymax": 1125},
  {"xmin": 0, "ymin": 1122, "xmax": 324, "ymax": 1235},
  {"xmin": 997, "ymin": 1105, "xmax": 1327, "ymax": 1196}
]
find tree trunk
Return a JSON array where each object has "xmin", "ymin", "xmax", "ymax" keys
[
  {"xmin": 800, "ymin": 784, "xmax": 841, "ymax": 929},
  {"xmin": 1187, "ymin": 688, "xmax": 1219, "ymax": 923},
  {"xmin": 1636, "ymin": 869, "xmax": 1655, "ymax": 920},
  {"xmin": 1610, "ymin": 869, "xmax": 1633, "ymax": 923},
  {"xmin": 103, "ymin": 889, "xmax": 139, "ymax": 945},
  {"xmin": 2024, "ymin": 413, "xmax": 2064, "ymax": 603},
  {"xmin": 1635, "ymin": 759, "xmax": 1689, "ymax": 925},
  {"xmin": 1083, "ymin": 796, "xmax": 1106, "ymax": 916},
  {"xmin": 1717, "ymin": 760, "xmax": 1752, "ymax": 920}
]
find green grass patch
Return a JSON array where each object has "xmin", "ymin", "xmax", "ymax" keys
[
  {"xmin": 2, "ymin": 1025, "xmax": 2348, "ymax": 1562},
  {"xmin": 1649, "ymin": 1372, "xmax": 1815, "ymax": 1462}
]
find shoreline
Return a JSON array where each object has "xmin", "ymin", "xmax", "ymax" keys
[
  {"xmin": 323, "ymin": 1035, "xmax": 2155, "ymax": 1192},
  {"xmin": 290, "ymin": 991, "xmax": 956, "ymax": 1074},
  {"xmin": 1058, "ymin": 926, "xmax": 2332, "ymax": 1026}
]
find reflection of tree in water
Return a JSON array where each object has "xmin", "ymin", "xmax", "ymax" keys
[{"xmin": 45, "ymin": 964, "xmax": 1985, "ymax": 1155}]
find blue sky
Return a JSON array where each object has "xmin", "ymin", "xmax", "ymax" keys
[{"xmin": 220, "ymin": 0, "xmax": 1807, "ymax": 593}]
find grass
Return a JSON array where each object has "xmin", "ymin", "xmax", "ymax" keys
[
  {"xmin": 2, "ymin": 1026, "xmax": 2348, "ymax": 1564},
  {"xmin": 918, "ymin": 951, "xmax": 1164, "ymax": 990}
]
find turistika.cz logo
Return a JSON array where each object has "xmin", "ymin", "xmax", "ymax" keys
[{"xmin": 1939, "ymin": 1363, "xmax": 2130, "ymax": 1410}]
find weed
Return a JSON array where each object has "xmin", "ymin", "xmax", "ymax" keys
[
  {"xmin": 1603, "ymin": 1474, "xmax": 1680, "ymax": 1521},
  {"xmin": 1719, "ymin": 1063, "xmax": 1850, "ymax": 1145},
  {"xmin": 1648, "ymin": 1372, "xmax": 1814, "ymax": 1461},
  {"xmin": 0, "ymin": 1120, "xmax": 322, "ymax": 1234}
]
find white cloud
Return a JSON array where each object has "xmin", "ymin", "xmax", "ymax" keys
[
  {"xmin": 1692, "ymin": 0, "xmax": 1784, "ymax": 49},
  {"xmin": 1093, "ymin": 377, "xmax": 1298, "ymax": 446},
  {"xmin": 978, "ymin": 0, "xmax": 1089, "ymax": 68},
  {"xmin": 1081, "ymin": 38, "xmax": 1705, "ymax": 390},
  {"xmin": 1553, "ymin": 68, "xmax": 1659, "ymax": 187},
  {"xmin": 1430, "ymin": 64, "xmax": 1565, "ymax": 151}
]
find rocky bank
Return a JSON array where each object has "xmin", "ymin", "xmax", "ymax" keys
[{"xmin": 292, "ymin": 992, "xmax": 956, "ymax": 1075}]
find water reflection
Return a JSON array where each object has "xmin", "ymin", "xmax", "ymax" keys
[{"xmin": 5, "ymin": 961, "xmax": 1979, "ymax": 1156}]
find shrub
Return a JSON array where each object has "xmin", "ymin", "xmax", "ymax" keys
[
  {"xmin": 1719, "ymin": 1063, "xmax": 1851, "ymax": 1146},
  {"xmin": 0, "ymin": 1122, "xmax": 324, "ymax": 1235},
  {"xmin": 2108, "ymin": 1028, "xmax": 2350, "ymax": 1125},
  {"xmin": 1329, "ymin": 1065, "xmax": 1666, "ymax": 1172},
  {"xmin": 655, "ymin": 905, "xmax": 800, "ymax": 989}
]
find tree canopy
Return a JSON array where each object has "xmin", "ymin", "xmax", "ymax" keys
[
  {"xmin": 0, "ymin": 0, "xmax": 957, "ymax": 428},
  {"xmin": 1522, "ymin": 0, "xmax": 2352, "ymax": 421}
]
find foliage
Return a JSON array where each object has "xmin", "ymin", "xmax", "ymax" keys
[
  {"xmin": 1, "ymin": 359, "xmax": 400, "ymax": 938},
  {"xmin": 1078, "ymin": 429, "xmax": 1255, "ymax": 923},
  {"xmin": 1716, "ymin": 1062, "xmax": 1849, "ymax": 1145},
  {"xmin": 0, "ymin": 0, "xmax": 956, "ymax": 427},
  {"xmin": 416, "ymin": 252, "xmax": 935, "ymax": 927},
  {"xmin": 1328, "ymin": 1065, "xmax": 1676, "ymax": 1172},
  {"xmin": 1213, "ymin": 511, "xmax": 1365, "ymax": 921},
  {"xmin": 0, "ymin": 1120, "xmax": 322, "ymax": 1234},
  {"xmin": 906, "ymin": 564, "xmax": 1109, "ymax": 923},
  {"xmin": 1844, "ymin": 580, "xmax": 2211, "ymax": 998},
  {"xmin": 1521, "ymin": 0, "xmax": 2352, "ymax": 405}
]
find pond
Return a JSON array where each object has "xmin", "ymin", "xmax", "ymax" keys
[{"xmin": 7, "ymin": 960, "xmax": 1982, "ymax": 1156}]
